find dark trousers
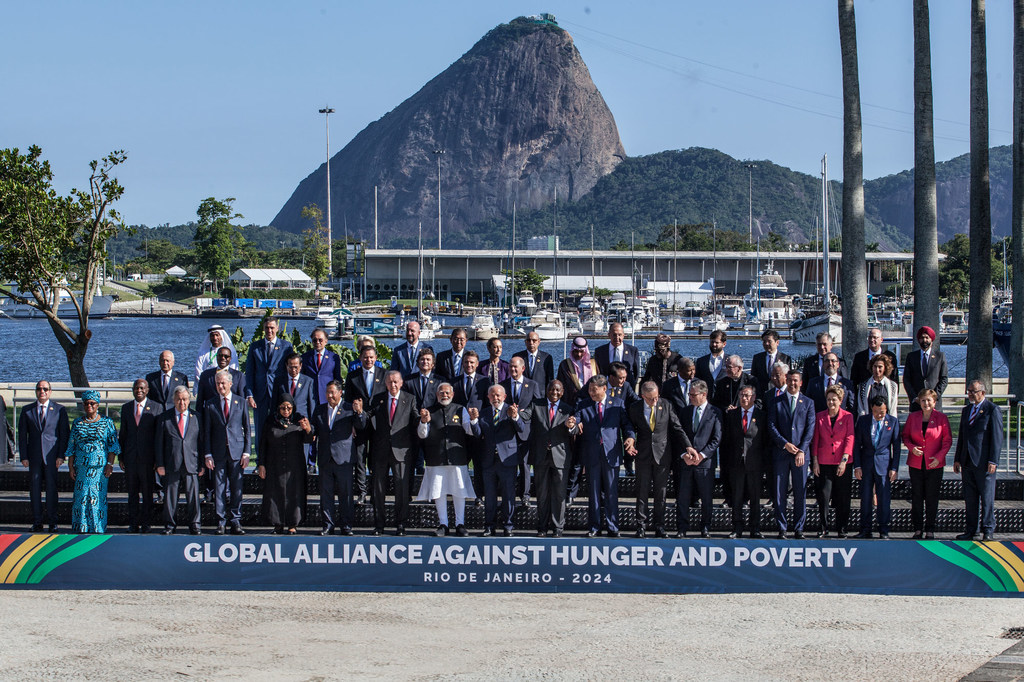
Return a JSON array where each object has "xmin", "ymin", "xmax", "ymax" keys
[
  {"xmin": 772, "ymin": 456, "xmax": 808, "ymax": 532},
  {"xmin": 320, "ymin": 459, "xmax": 354, "ymax": 531},
  {"xmin": 635, "ymin": 456, "xmax": 672, "ymax": 530},
  {"xmin": 163, "ymin": 470, "xmax": 201, "ymax": 530},
  {"xmin": 586, "ymin": 457, "xmax": 620, "ymax": 533},
  {"xmin": 909, "ymin": 466, "xmax": 943, "ymax": 533},
  {"xmin": 730, "ymin": 465, "xmax": 764, "ymax": 532},
  {"xmin": 468, "ymin": 443, "xmax": 484, "ymax": 500},
  {"xmin": 213, "ymin": 459, "xmax": 245, "ymax": 525},
  {"xmin": 124, "ymin": 456, "xmax": 154, "ymax": 529},
  {"xmin": 567, "ymin": 443, "xmax": 583, "ymax": 500},
  {"xmin": 518, "ymin": 454, "xmax": 533, "ymax": 501},
  {"xmin": 676, "ymin": 464, "xmax": 712, "ymax": 532},
  {"xmin": 815, "ymin": 464, "xmax": 852, "ymax": 533},
  {"xmin": 372, "ymin": 456, "xmax": 412, "ymax": 530},
  {"xmin": 352, "ymin": 440, "xmax": 371, "ymax": 499},
  {"xmin": 28, "ymin": 456, "xmax": 60, "ymax": 526},
  {"xmin": 859, "ymin": 467, "xmax": 892, "ymax": 534},
  {"xmin": 962, "ymin": 460, "xmax": 997, "ymax": 535},
  {"xmin": 483, "ymin": 460, "xmax": 517, "ymax": 530},
  {"xmin": 534, "ymin": 459, "xmax": 567, "ymax": 532}
]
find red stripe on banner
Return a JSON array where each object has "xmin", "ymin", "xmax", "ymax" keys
[{"xmin": 0, "ymin": 535, "xmax": 19, "ymax": 556}]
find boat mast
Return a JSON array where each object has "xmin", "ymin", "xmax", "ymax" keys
[
  {"xmin": 821, "ymin": 155, "xmax": 831, "ymax": 310},
  {"xmin": 673, "ymin": 221, "xmax": 678, "ymax": 318},
  {"xmin": 510, "ymin": 201, "xmax": 516, "ymax": 317},
  {"xmin": 417, "ymin": 222, "xmax": 423, "ymax": 323},
  {"xmin": 552, "ymin": 188, "xmax": 558, "ymax": 310},
  {"xmin": 590, "ymin": 224, "xmax": 595, "ymax": 297}
]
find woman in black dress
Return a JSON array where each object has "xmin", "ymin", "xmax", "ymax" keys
[{"xmin": 257, "ymin": 393, "xmax": 313, "ymax": 534}]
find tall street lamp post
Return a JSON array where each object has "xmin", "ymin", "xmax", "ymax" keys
[{"xmin": 319, "ymin": 106, "xmax": 335, "ymax": 278}]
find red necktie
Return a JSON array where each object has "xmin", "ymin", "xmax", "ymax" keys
[
  {"xmin": 177, "ymin": 412, "xmax": 185, "ymax": 438},
  {"xmin": 389, "ymin": 397, "xmax": 397, "ymax": 424},
  {"xmin": 742, "ymin": 410, "xmax": 748, "ymax": 433},
  {"xmin": 223, "ymin": 398, "xmax": 230, "ymax": 420},
  {"xmin": 598, "ymin": 401, "xmax": 604, "ymax": 421},
  {"xmin": 549, "ymin": 403, "xmax": 556, "ymax": 423},
  {"xmin": 290, "ymin": 379, "xmax": 296, "ymax": 396},
  {"xmin": 317, "ymin": 352, "xmax": 323, "ymax": 370}
]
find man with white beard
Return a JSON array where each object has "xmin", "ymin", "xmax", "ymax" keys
[{"xmin": 415, "ymin": 383, "xmax": 479, "ymax": 536}]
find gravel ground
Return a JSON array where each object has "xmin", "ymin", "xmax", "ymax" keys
[{"xmin": 0, "ymin": 591, "xmax": 1019, "ymax": 680}]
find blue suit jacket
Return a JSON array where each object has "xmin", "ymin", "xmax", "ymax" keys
[
  {"xmin": 301, "ymin": 349, "xmax": 343, "ymax": 404},
  {"xmin": 853, "ymin": 413, "xmax": 901, "ymax": 476},
  {"xmin": 18, "ymin": 401, "xmax": 70, "ymax": 465},
  {"xmin": 202, "ymin": 395, "xmax": 250, "ymax": 463},
  {"xmin": 453, "ymin": 373, "xmax": 491, "ymax": 409},
  {"xmin": 500, "ymin": 377, "xmax": 542, "ymax": 408},
  {"xmin": 680, "ymin": 403, "xmax": 723, "ymax": 468},
  {"xmin": 402, "ymin": 372, "xmax": 441, "ymax": 411},
  {"xmin": 196, "ymin": 367, "xmax": 246, "ymax": 410},
  {"xmin": 390, "ymin": 342, "xmax": 432, "ymax": 378},
  {"xmin": 476, "ymin": 403, "xmax": 529, "ymax": 468},
  {"xmin": 245, "ymin": 338, "xmax": 293, "ymax": 406},
  {"xmin": 273, "ymin": 374, "xmax": 318, "ymax": 421},
  {"xmin": 767, "ymin": 391, "xmax": 815, "ymax": 460},
  {"xmin": 311, "ymin": 401, "xmax": 368, "ymax": 466},
  {"xmin": 573, "ymin": 398, "xmax": 636, "ymax": 468},
  {"xmin": 955, "ymin": 399, "xmax": 1003, "ymax": 468}
]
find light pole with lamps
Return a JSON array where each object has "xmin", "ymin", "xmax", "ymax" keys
[
  {"xmin": 319, "ymin": 106, "xmax": 335, "ymax": 278},
  {"xmin": 745, "ymin": 163, "xmax": 756, "ymax": 243},
  {"xmin": 432, "ymin": 149, "xmax": 444, "ymax": 250}
]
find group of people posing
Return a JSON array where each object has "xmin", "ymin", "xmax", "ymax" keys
[{"xmin": 13, "ymin": 319, "xmax": 1004, "ymax": 542}]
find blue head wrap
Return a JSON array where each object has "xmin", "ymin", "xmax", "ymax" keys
[{"xmin": 82, "ymin": 390, "xmax": 102, "ymax": 404}]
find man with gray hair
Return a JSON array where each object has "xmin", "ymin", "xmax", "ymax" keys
[
  {"xmin": 954, "ymin": 379, "xmax": 1002, "ymax": 541},
  {"xmin": 712, "ymin": 355, "xmax": 757, "ymax": 413},
  {"xmin": 203, "ymin": 369, "xmax": 250, "ymax": 535},
  {"xmin": 676, "ymin": 379, "xmax": 721, "ymax": 538}
]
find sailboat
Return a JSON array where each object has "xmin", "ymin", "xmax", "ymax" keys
[
  {"xmin": 790, "ymin": 155, "xmax": 843, "ymax": 344},
  {"xmin": 662, "ymin": 222, "xmax": 688, "ymax": 333}
]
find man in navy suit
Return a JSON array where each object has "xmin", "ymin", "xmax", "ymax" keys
[
  {"xmin": 203, "ymin": 370, "xmax": 251, "ymax": 535},
  {"xmin": 514, "ymin": 331, "xmax": 554, "ymax": 390},
  {"xmin": 663, "ymin": 357, "xmax": 696, "ymax": 420},
  {"xmin": 369, "ymin": 371, "xmax": 420, "ymax": 535},
  {"xmin": 155, "ymin": 386, "xmax": 203, "ymax": 535},
  {"xmin": 274, "ymin": 354, "xmax": 317, "ymax": 421},
  {"xmin": 311, "ymin": 380, "xmax": 368, "ymax": 536},
  {"xmin": 402, "ymin": 347, "xmax": 441, "ymax": 412},
  {"xmin": 767, "ymin": 368, "xmax": 815, "ymax": 538},
  {"xmin": 390, "ymin": 321, "xmax": 432, "ymax": 378},
  {"xmin": 344, "ymin": 344, "xmax": 387, "ymax": 506},
  {"xmin": 954, "ymin": 380, "xmax": 1003, "ymax": 540},
  {"xmin": 571, "ymin": 375, "xmax": 636, "ymax": 537},
  {"xmin": 805, "ymin": 352, "xmax": 855, "ymax": 414},
  {"xmin": 301, "ymin": 328, "xmax": 343, "ymax": 405},
  {"xmin": 751, "ymin": 330, "xmax": 792, "ymax": 394},
  {"xmin": 528, "ymin": 380, "xmax": 575, "ymax": 537},
  {"xmin": 501, "ymin": 356, "xmax": 541, "ymax": 506},
  {"xmin": 18, "ymin": 380, "xmax": 69, "ymax": 532},
  {"xmin": 474, "ymin": 384, "xmax": 530, "ymax": 536},
  {"xmin": 676, "ymin": 379, "xmax": 722, "ymax": 538},
  {"xmin": 245, "ymin": 317, "xmax": 293, "ymax": 454},
  {"xmin": 435, "ymin": 327, "xmax": 468, "ymax": 382},
  {"xmin": 454, "ymin": 350, "xmax": 490, "ymax": 502},
  {"xmin": 695, "ymin": 330, "xmax": 728, "ymax": 402},
  {"xmin": 146, "ymin": 350, "xmax": 190, "ymax": 411},
  {"xmin": 118, "ymin": 378, "xmax": 159, "ymax": 532},
  {"xmin": 854, "ymin": 395, "xmax": 901, "ymax": 539},
  {"xmin": 196, "ymin": 347, "xmax": 246, "ymax": 409},
  {"xmin": 594, "ymin": 322, "xmax": 640, "ymax": 388}
]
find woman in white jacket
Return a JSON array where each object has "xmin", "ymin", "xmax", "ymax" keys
[{"xmin": 856, "ymin": 354, "xmax": 899, "ymax": 418}]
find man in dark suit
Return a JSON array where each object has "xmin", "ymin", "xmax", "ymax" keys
[
  {"xmin": 695, "ymin": 330, "xmax": 728, "ymax": 402},
  {"xmin": 805, "ymin": 352, "xmax": 856, "ymax": 414},
  {"xmin": 594, "ymin": 322, "xmax": 640, "ymax": 387},
  {"xmin": 196, "ymin": 346, "xmax": 246, "ymax": 409},
  {"xmin": 146, "ymin": 350, "xmax": 190, "ymax": 411},
  {"xmin": 712, "ymin": 355, "xmax": 758, "ymax": 412},
  {"xmin": 802, "ymin": 332, "xmax": 844, "ymax": 383},
  {"xmin": 850, "ymin": 328, "xmax": 899, "ymax": 387},
  {"xmin": 501, "ymin": 356, "xmax": 541, "ymax": 506},
  {"xmin": 527, "ymin": 380, "xmax": 575, "ymax": 537},
  {"xmin": 628, "ymin": 381, "xmax": 689, "ymax": 538},
  {"xmin": 344, "ymin": 344, "xmax": 387, "ymax": 507},
  {"xmin": 369, "ymin": 371, "xmax": 420, "ymax": 535},
  {"xmin": 721, "ymin": 385, "xmax": 769, "ymax": 538},
  {"xmin": 641, "ymin": 334, "xmax": 683, "ymax": 392},
  {"xmin": 479, "ymin": 337, "xmax": 510, "ymax": 386},
  {"xmin": 155, "ymin": 386, "xmax": 203, "ymax": 535},
  {"xmin": 454, "ymin": 350, "xmax": 491, "ymax": 503},
  {"xmin": 435, "ymin": 327, "xmax": 468, "ymax": 382},
  {"xmin": 751, "ymin": 330, "xmax": 792, "ymax": 394},
  {"xmin": 474, "ymin": 384, "xmax": 530, "ymax": 536},
  {"xmin": 767, "ymin": 368, "xmax": 816, "ymax": 539},
  {"xmin": 245, "ymin": 316, "xmax": 294, "ymax": 453},
  {"xmin": 274, "ymin": 353, "xmax": 318, "ymax": 421},
  {"xmin": 18, "ymin": 380, "xmax": 69, "ymax": 532},
  {"xmin": 202, "ymin": 369, "xmax": 251, "ymax": 535},
  {"xmin": 954, "ymin": 380, "xmax": 1003, "ymax": 541},
  {"xmin": 605, "ymin": 361, "xmax": 640, "ymax": 407},
  {"xmin": 662, "ymin": 357, "xmax": 696, "ymax": 420},
  {"xmin": 301, "ymin": 328, "xmax": 343, "ymax": 405},
  {"xmin": 2, "ymin": 392, "xmax": 13, "ymax": 464},
  {"xmin": 571, "ymin": 375, "xmax": 636, "ymax": 538},
  {"xmin": 762, "ymin": 361, "xmax": 790, "ymax": 408},
  {"xmin": 390, "ymin": 320, "xmax": 432, "ymax": 378},
  {"xmin": 118, "ymin": 378, "xmax": 159, "ymax": 532},
  {"xmin": 853, "ymin": 395, "xmax": 901, "ymax": 539},
  {"xmin": 311, "ymin": 380, "xmax": 368, "ymax": 536},
  {"xmin": 903, "ymin": 325, "xmax": 949, "ymax": 412},
  {"xmin": 402, "ymin": 347, "xmax": 441, "ymax": 412},
  {"xmin": 677, "ymin": 379, "xmax": 722, "ymax": 538},
  {"xmin": 514, "ymin": 331, "xmax": 554, "ymax": 390}
]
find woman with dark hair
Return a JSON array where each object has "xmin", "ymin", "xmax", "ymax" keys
[
  {"xmin": 811, "ymin": 385, "xmax": 855, "ymax": 538},
  {"xmin": 856, "ymin": 354, "xmax": 899, "ymax": 418},
  {"xmin": 902, "ymin": 389, "xmax": 953, "ymax": 539},
  {"xmin": 257, "ymin": 393, "xmax": 313, "ymax": 533}
]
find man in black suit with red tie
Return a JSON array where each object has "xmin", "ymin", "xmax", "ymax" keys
[
  {"xmin": 369, "ymin": 371, "xmax": 420, "ymax": 535},
  {"xmin": 118, "ymin": 378, "xmax": 159, "ymax": 533},
  {"xmin": 18, "ymin": 380, "xmax": 69, "ymax": 532},
  {"xmin": 344, "ymin": 345, "xmax": 386, "ymax": 506},
  {"xmin": 721, "ymin": 386, "xmax": 768, "ymax": 538},
  {"xmin": 203, "ymin": 370, "xmax": 251, "ymax": 535},
  {"xmin": 527, "ymin": 380, "xmax": 575, "ymax": 537},
  {"xmin": 514, "ymin": 331, "xmax": 554, "ymax": 390},
  {"xmin": 155, "ymin": 386, "xmax": 203, "ymax": 535},
  {"xmin": 301, "ymin": 328, "xmax": 343, "ymax": 405},
  {"xmin": 594, "ymin": 322, "xmax": 641, "ymax": 388},
  {"xmin": 628, "ymin": 381, "xmax": 689, "ymax": 538}
]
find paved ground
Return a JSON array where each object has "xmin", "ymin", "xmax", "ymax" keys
[{"xmin": 0, "ymin": 590, "xmax": 1020, "ymax": 680}]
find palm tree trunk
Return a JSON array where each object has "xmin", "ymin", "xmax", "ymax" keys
[
  {"xmin": 1011, "ymin": 0, "xmax": 1024, "ymax": 401},
  {"xmin": 838, "ymin": 0, "xmax": 867, "ymax": 371},
  {"xmin": 913, "ymin": 0, "xmax": 940, "ymax": 350},
  {"xmin": 967, "ymin": 0, "xmax": 993, "ymax": 388}
]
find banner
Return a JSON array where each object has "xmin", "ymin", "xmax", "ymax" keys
[{"xmin": 1, "ymin": 534, "xmax": 1023, "ymax": 595}]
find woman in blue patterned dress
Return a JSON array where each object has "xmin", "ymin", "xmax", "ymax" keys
[{"xmin": 65, "ymin": 390, "xmax": 120, "ymax": 533}]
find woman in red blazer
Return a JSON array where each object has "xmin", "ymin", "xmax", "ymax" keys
[
  {"xmin": 811, "ymin": 385, "xmax": 856, "ymax": 538},
  {"xmin": 902, "ymin": 389, "xmax": 953, "ymax": 539}
]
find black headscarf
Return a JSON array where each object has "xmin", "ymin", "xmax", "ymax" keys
[{"xmin": 274, "ymin": 392, "xmax": 302, "ymax": 426}]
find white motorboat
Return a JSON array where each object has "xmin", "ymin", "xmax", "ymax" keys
[
  {"xmin": 517, "ymin": 293, "xmax": 537, "ymax": 315},
  {"xmin": 533, "ymin": 312, "xmax": 567, "ymax": 340},
  {"xmin": 581, "ymin": 312, "xmax": 607, "ymax": 335},
  {"xmin": 315, "ymin": 306, "xmax": 339, "ymax": 328},
  {"xmin": 701, "ymin": 313, "xmax": 729, "ymax": 333},
  {"xmin": 790, "ymin": 311, "xmax": 843, "ymax": 345},
  {"xmin": 662, "ymin": 317, "xmax": 687, "ymax": 333},
  {"xmin": 418, "ymin": 313, "xmax": 441, "ymax": 340},
  {"xmin": 469, "ymin": 314, "xmax": 499, "ymax": 341}
]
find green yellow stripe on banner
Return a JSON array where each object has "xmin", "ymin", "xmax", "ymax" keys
[
  {"xmin": 17, "ymin": 535, "xmax": 76, "ymax": 584},
  {"xmin": 0, "ymin": 535, "xmax": 54, "ymax": 584},
  {"xmin": 24, "ymin": 535, "xmax": 111, "ymax": 584},
  {"xmin": 975, "ymin": 542, "xmax": 1024, "ymax": 591},
  {"xmin": 958, "ymin": 542, "xmax": 1020, "ymax": 592},
  {"xmin": 917, "ymin": 541, "xmax": 1008, "ymax": 592}
]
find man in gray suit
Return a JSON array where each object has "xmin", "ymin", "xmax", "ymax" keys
[
  {"xmin": 18, "ymin": 380, "xmax": 69, "ymax": 532},
  {"xmin": 527, "ymin": 380, "xmax": 576, "ymax": 537},
  {"xmin": 156, "ymin": 386, "xmax": 203, "ymax": 535},
  {"xmin": 203, "ymin": 370, "xmax": 251, "ymax": 535},
  {"xmin": 954, "ymin": 379, "xmax": 1003, "ymax": 541},
  {"xmin": 369, "ymin": 371, "xmax": 420, "ymax": 535}
]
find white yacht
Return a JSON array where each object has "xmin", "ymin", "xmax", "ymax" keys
[{"xmin": 469, "ymin": 314, "xmax": 499, "ymax": 341}]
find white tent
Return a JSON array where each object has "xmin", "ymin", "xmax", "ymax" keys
[
  {"xmin": 165, "ymin": 266, "xmax": 187, "ymax": 277},
  {"xmin": 228, "ymin": 268, "xmax": 313, "ymax": 290}
]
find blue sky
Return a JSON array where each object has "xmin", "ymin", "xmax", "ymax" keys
[{"xmin": 1, "ymin": 1, "xmax": 1014, "ymax": 228}]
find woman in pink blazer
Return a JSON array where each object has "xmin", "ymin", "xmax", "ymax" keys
[
  {"xmin": 811, "ymin": 385, "xmax": 856, "ymax": 538},
  {"xmin": 902, "ymin": 389, "xmax": 953, "ymax": 539}
]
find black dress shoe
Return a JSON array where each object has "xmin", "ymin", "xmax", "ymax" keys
[
  {"xmin": 475, "ymin": 498, "xmax": 484, "ymax": 508},
  {"xmin": 456, "ymin": 525, "xmax": 469, "ymax": 537},
  {"xmin": 395, "ymin": 525, "xmax": 406, "ymax": 536},
  {"xmin": 48, "ymin": 525, "xmax": 58, "ymax": 533},
  {"xmin": 911, "ymin": 531, "xmax": 923, "ymax": 539},
  {"xmin": 955, "ymin": 533, "xmax": 977, "ymax": 541},
  {"xmin": 675, "ymin": 531, "xmax": 686, "ymax": 539},
  {"xmin": 189, "ymin": 527, "xmax": 201, "ymax": 536},
  {"xmin": 751, "ymin": 531, "xmax": 764, "ymax": 539},
  {"xmin": 161, "ymin": 528, "xmax": 175, "ymax": 535},
  {"xmin": 700, "ymin": 530, "xmax": 710, "ymax": 539},
  {"xmin": 230, "ymin": 525, "xmax": 245, "ymax": 536},
  {"xmin": 777, "ymin": 532, "xmax": 787, "ymax": 539},
  {"xmin": 837, "ymin": 531, "xmax": 848, "ymax": 539},
  {"xmin": 140, "ymin": 526, "xmax": 151, "ymax": 534},
  {"xmin": 553, "ymin": 530, "xmax": 563, "ymax": 538},
  {"xmin": 537, "ymin": 530, "xmax": 548, "ymax": 537},
  {"xmin": 320, "ymin": 527, "xmax": 334, "ymax": 536},
  {"xmin": 793, "ymin": 531, "xmax": 805, "ymax": 540},
  {"xmin": 128, "ymin": 525, "xmax": 140, "ymax": 534},
  {"xmin": 586, "ymin": 530, "xmax": 598, "ymax": 538},
  {"xmin": 982, "ymin": 532, "xmax": 995, "ymax": 541},
  {"xmin": 373, "ymin": 528, "xmax": 383, "ymax": 536},
  {"xmin": 855, "ymin": 531, "xmax": 873, "ymax": 539},
  {"xmin": 655, "ymin": 527, "xmax": 667, "ymax": 538},
  {"xmin": 155, "ymin": 493, "xmax": 165, "ymax": 505},
  {"xmin": 216, "ymin": 525, "xmax": 226, "ymax": 536},
  {"xmin": 436, "ymin": 525, "xmax": 449, "ymax": 537},
  {"xmin": 30, "ymin": 524, "xmax": 43, "ymax": 533},
  {"xmin": 879, "ymin": 533, "xmax": 890, "ymax": 539},
  {"xmin": 635, "ymin": 529, "xmax": 646, "ymax": 538},
  {"xmin": 503, "ymin": 528, "xmax": 514, "ymax": 537},
  {"xmin": 727, "ymin": 531, "xmax": 738, "ymax": 539},
  {"xmin": 607, "ymin": 530, "xmax": 620, "ymax": 538},
  {"xmin": 482, "ymin": 527, "xmax": 495, "ymax": 537},
  {"xmin": 817, "ymin": 530, "xmax": 830, "ymax": 538},
  {"xmin": 340, "ymin": 528, "xmax": 353, "ymax": 536}
]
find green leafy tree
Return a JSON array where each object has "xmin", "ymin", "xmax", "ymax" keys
[
  {"xmin": 0, "ymin": 145, "xmax": 128, "ymax": 386},
  {"xmin": 193, "ymin": 197, "xmax": 242, "ymax": 291},
  {"xmin": 301, "ymin": 203, "xmax": 330, "ymax": 291},
  {"xmin": 501, "ymin": 267, "xmax": 547, "ymax": 298}
]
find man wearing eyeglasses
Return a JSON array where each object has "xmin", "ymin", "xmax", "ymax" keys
[
  {"xmin": 18, "ymin": 381, "xmax": 70, "ymax": 532},
  {"xmin": 954, "ymin": 380, "xmax": 1003, "ymax": 541}
]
